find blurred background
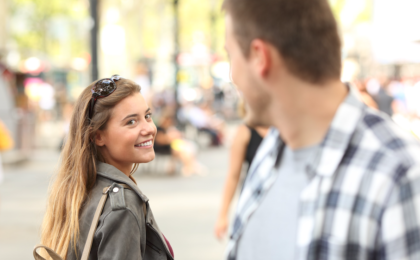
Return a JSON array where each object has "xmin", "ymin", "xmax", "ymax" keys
[{"xmin": 0, "ymin": 0, "xmax": 419, "ymax": 259}]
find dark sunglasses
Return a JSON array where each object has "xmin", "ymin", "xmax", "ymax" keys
[{"xmin": 88, "ymin": 75, "xmax": 121, "ymax": 120}]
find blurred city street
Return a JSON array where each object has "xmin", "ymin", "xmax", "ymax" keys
[
  {"xmin": 0, "ymin": 139, "xmax": 235, "ymax": 260},
  {"xmin": 1, "ymin": 0, "xmax": 420, "ymax": 259}
]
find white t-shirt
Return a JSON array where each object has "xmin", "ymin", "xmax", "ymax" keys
[{"xmin": 236, "ymin": 144, "xmax": 317, "ymax": 260}]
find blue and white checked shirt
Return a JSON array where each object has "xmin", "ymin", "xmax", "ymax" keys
[{"xmin": 227, "ymin": 88, "xmax": 420, "ymax": 260}]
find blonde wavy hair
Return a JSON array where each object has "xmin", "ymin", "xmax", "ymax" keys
[{"xmin": 40, "ymin": 78, "xmax": 140, "ymax": 259}]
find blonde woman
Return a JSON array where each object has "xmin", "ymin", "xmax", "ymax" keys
[
  {"xmin": 214, "ymin": 101, "xmax": 269, "ymax": 240},
  {"xmin": 40, "ymin": 76, "xmax": 174, "ymax": 260}
]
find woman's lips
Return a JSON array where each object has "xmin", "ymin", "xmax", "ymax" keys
[{"xmin": 134, "ymin": 140, "xmax": 153, "ymax": 148}]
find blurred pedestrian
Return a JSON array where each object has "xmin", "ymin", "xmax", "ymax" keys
[
  {"xmin": 367, "ymin": 78, "xmax": 394, "ymax": 116},
  {"xmin": 0, "ymin": 119, "xmax": 14, "ymax": 185},
  {"xmin": 185, "ymin": 102, "xmax": 225, "ymax": 146},
  {"xmin": 36, "ymin": 76, "xmax": 174, "ymax": 260},
  {"xmin": 354, "ymin": 80, "xmax": 378, "ymax": 109},
  {"xmin": 223, "ymin": 0, "xmax": 420, "ymax": 259},
  {"xmin": 214, "ymin": 108, "xmax": 268, "ymax": 239},
  {"xmin": 154, "ymin": 111, "xmax": 204, "ymax": 176}
]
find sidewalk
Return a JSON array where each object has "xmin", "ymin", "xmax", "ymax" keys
[
  {"xmin": 1, "ymin": 150, "xmax": 28, "ymax": 165},
  {"xmin": 0, "ymin": 146, "xmax": 230, "ymax": 260}
]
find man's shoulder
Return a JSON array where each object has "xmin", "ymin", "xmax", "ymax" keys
[{"xmin": 352, "ymin": 108, "xmax": 420, "ymax": 180}]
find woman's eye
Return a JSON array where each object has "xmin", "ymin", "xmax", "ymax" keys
[
  {"xmin": 145, "ymin": 113, "xmax": 152, "ymax": 119},
  {"xmin": 127, "ymin": 119, "xmax": 136, "ymax": 125}
]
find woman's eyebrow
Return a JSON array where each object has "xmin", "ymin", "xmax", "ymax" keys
[
  {"xmin": 121, "ymin": 114, "xmax": 138, "ymax": 121},
  {"xmin": 145, "ymin": 108, "xmax": 151, "ymax": 113}
]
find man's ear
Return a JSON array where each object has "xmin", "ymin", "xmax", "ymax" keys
[
  {"xmin": 249, "ymin": 39, "xmax": 271, "ymax": 78},
  {"xmin": 95, "ymin": 130, "xmax": 106, "ymax": 147}
]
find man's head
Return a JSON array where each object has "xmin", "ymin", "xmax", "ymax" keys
[{"xmin": 224, "ymin": 0, "xmax": 341, "ymax": 126}]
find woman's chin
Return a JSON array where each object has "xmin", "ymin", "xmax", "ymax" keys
[{"xmin": 135, "ymin": 152, "xmax": 155, "ymax": 164}]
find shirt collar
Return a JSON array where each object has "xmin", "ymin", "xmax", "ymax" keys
[
  {"xmin": 96, "ymin": 161, "xmax": 149, "ymax": 202},
  {"xmin": 247, "ymin": 127, "xmax": 281, "ymax": 179},
  {"xmin": 308, "ymin": 85, "xmax": 365, "ymax": 178}
]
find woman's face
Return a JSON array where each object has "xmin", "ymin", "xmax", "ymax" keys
[{"xmin": 95, "ymin": 93, "xmax": 156, "ymax": 174}]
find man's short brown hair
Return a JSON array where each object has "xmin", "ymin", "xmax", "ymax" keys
[{"xmin": 223, "ymin": 0, "xmax": 342, "ymax": 84}]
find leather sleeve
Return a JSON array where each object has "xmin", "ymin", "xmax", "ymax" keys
[{"xmin": 94, "ymin": 208, "xmax": 142, "ymax": 260}]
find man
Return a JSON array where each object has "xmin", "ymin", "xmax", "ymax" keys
[{"xmin": 223, "ymin": 0, "xmax": 420, "ymax": 259}]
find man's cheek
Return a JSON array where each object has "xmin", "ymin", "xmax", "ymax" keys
[
  {"xmin": 231, "ymin": 72, "xmax": 240, "ymax": 89},
  {"xmin": 231, "ymin": 66, "xmax": 243, "ymax": 86}
]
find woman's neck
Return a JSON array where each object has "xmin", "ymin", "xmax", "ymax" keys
[{"xmin": 102, "ymin": 157, "xmax": 134, "ymax": 177}]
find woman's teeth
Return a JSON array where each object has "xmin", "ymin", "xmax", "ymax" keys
[{"xmin": 136, "ymin": 140, "xmax": 152, "ymax": 147}]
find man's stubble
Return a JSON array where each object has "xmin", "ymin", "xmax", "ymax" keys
[{"xmin": 243, "ymin": 90, "xmax": 272, "ymax": 128}]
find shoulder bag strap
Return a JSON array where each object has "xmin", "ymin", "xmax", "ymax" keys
[
  {"xmin": 34, "ymin": 183, "xmax": 142, "ymax": 260},
  {"xmin": 33, "ymin": 186, "xmax": 113, "ymax": 260},
  {"xmin": 79, "ymin": 186, "xmax": 112, "ymax": 260},
  {"xmin": 33, "ymin": 245, "xmax": 63, "ymax": 260},
  {"xmin": 81, "ymin": 184, "xmax": 145, "ymax": 260}
]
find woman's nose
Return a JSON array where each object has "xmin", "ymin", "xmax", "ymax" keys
[{"xmin": 140, "ymin": 121, "xmax": 156, "ymax": 136}]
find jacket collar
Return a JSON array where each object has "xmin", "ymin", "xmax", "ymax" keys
[{"xmin": 96, "ymin": 162, "xmax": 149, "ymax": 202}]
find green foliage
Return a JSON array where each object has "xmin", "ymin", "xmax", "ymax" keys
[
  {"xmin": 329, "ymin": 0, "xmax": 347, "ymax": 19},
  {"xmin": 329, "ymin": 0, "xmax": 373, "ymax": 26},
  {"xmin": 354, "ymin": 0, "xmax": 373, "ymax": 24},
  {"xmin": 9, "ymin": 0, "xmax": 89, "ymax": 60},
  {"xmin": 122, "ymin": 0, "xmax": 226, "ymax": 59},
  {"xmin": 179, "ymin": 0, "xmax": 225, "ymax": 53},
  {"xmin": 9, "ymin": 0, "xmax": 228, "ymax": 65}
]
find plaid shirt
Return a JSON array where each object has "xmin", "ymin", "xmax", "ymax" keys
[{"xmin": 227, "ymin": 88, "xmax": 420, "ymax": 260}]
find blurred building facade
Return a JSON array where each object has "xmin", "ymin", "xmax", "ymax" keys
[
  {"xmin": 335, "ymin": 0, "xmax": 420, "ymax": 80},
  {"xmin": 0, "ymin": 0, "xmax": 419, "ymax": 152}
]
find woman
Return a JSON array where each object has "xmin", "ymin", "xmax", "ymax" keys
[
  {"xmin": 214, "ymin": 124, "xmax": 268, "ymax": 240},
  {"xmin": 0, "ymin": 119, "xmax": 14, "ymax": 185},
  {"xmin": 39, "ymin": 76, "xmax": 174, "ymax": 260}
]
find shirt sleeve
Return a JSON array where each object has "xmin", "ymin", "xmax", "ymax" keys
[
  {"xmin": 95, "ymin": 208, "xmax": 142, "ymax": 260},
  {"xmin": 379, "ymin": 168, "xmax": 420, "ymax": 259}
]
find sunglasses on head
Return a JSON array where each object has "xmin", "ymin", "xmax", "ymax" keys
[{"xmin": 88, "ymin": 75, "xmax": 121, "ymax": 121}]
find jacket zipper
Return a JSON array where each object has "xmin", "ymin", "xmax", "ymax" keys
[
  {"xmin": 146, "ymin": 223, "xmax": 174, "ymax": 260},
  {"xmin": 146, "ymin": 240, "xmax": 162, "ymax": 254}
]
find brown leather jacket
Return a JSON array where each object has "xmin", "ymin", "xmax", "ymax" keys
[{"xmin": 66, "ymin": 162, "xmax": 174, "ymax": 260}]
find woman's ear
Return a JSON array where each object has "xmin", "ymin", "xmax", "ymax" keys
[{"xmin": 95, "ymin": 130, "xmax": 106, "ymax": 147}]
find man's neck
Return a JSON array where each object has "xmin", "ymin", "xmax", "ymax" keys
[{"xmin": 271, "ymin": 78, "xmax": 348, "ymax": 150}]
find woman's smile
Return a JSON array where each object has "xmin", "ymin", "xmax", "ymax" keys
[{"xmin": 135, "ymin": 139, "xmax": 153, "ymax": 148}]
